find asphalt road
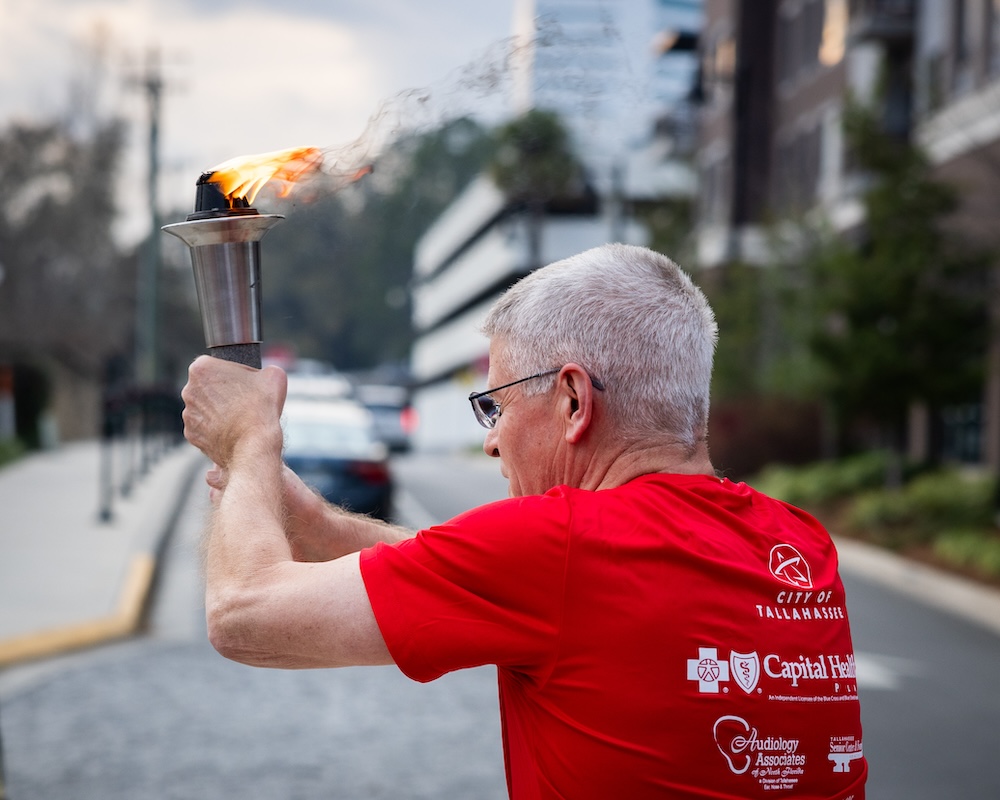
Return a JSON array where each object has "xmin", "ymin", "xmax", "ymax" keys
[
  {"xmin": 841, "ymin": 571, "xmax": 1000, "ymax": 797},
  {"xmin": 1, "ymin": 451, "xmax": 998, "ymax": 798},
  {"xmin": 0, "ymin": 454, "xmax": 509, "ymax": 800}
]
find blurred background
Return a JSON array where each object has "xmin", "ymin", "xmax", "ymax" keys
[
  {"xmin": 4, "ymin": 0, "xmax": 1000, "ymax": 573},
  {"xmin": 2, "ymin": 1, "xmax": 1000, "ymax": 798}
]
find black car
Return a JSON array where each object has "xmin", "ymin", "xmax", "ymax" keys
[{"xmin": 282, "ymin": 397, "xmax": 393, "ymax": 521}]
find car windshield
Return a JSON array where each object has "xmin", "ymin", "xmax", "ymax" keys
[{"xmin": 283, "ymin": 418, "xmax": 375, "ymax": 458}]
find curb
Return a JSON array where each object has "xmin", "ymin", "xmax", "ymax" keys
[
  {"xmin": 835, "ymin": 535, "xmax": 1000, "ymax": 637},
  {"xmin": 0, "ymin": 448, "xmax": 204, "ymax": 668}
]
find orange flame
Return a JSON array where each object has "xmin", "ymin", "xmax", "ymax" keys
[{"xmin": 207, "ymin": 145, "xmax": 324, "ymax": 205}]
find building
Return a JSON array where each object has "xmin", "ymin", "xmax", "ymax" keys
[
  {"xmin": 911, "ymin": 0, "xmax": 1000, "ymax": 468},
  {"xmin": 511, "ymin": 0, "xmax": 702, "ymax": 192},
  {"xmin": 409, "ymin": 175, "xmax": 647, "ymax": 452},
  {"xmin": 695, "ymin": 0, "xmax": 880, "ymax": 267},
  {"xmin": 694, "ymin": 0, "xmax": 1000, "ymax": 469},
  {"xmin": 408, "ymin": 0, "xmax": 703, "ymax": 451}
]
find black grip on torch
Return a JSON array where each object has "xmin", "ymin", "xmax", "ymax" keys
[{"xmin": 210, "ymin": 343, "xmax": 262, "ymax": 369}]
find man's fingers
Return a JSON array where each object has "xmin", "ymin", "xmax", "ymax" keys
[{"xmin": 206, "ymin": 464, "xmax": 228, "ymax": 490}]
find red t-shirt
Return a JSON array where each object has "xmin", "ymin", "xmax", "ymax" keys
[{"xmin": 359, "ymin": 474, "xmax": 867, "ymax": 799}]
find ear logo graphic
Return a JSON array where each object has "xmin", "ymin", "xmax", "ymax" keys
[{"xmin": 714, "ymin": 715, "xmax": 752, "ymax": 774}]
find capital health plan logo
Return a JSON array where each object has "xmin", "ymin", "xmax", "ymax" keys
[{"xmin": 686, "ymin": 646, "xmax": 857, "ymax": 695}]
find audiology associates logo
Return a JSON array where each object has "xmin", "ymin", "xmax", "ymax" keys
[
  {"xmin": 769, "ymin": 544, "xmax": 813, "ymax": 589},
  {"xmin": 713, "ymin": 715, "xmax": 806, "ymax": 791}
]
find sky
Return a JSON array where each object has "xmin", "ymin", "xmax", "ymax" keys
[{"xmin": 0, "ymin": 0, "xmax": 518, "ymax": 243}]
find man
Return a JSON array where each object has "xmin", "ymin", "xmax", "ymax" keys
[{"xmin": 182, "ymin": 243, "xmax": 866, "ymax": 798}]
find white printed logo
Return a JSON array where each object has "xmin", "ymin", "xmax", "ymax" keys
[
  {"xmin": 686, "ymin": 647, "xmax": 729, "ymax": 692},
  {"xmin": 730, "ymin": 651, "xmax": 761, "ymax": 694},
  {"xmin": 769, "ymin": 544, "xmax": 813, "ymax": 589},
  {"xmin": 714, "ymin": 715, "xmax": 753, "ymax": 774},
  {"xmin": 765, "ymin": 653, "xmax": 856, "ymax": 687},
  {"xmin": 687, "ymin": 645, "xmax": 857, "ymax": 696},
  {"xmin": 714, "ymin": 715, "xmax": 807, "ymax": 791},
  {"xmin": 828, "ymin": 735, "xmax": 864, "ymax": 773}
]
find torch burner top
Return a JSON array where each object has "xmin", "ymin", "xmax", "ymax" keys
[{"xmin": 189, "ymin": 172, "xmax": 258, "ymax": 220}]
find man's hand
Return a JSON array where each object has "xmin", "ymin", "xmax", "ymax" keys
[{"xmin": 181, "ymin": 355, "xmax": 287, "ymax": 468}]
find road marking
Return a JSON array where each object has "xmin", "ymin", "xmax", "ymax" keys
[
  {"xmin": 393, "ymin": 488, "xmax": 441, "ymax": 530},
  {"xmin": 854, "ymin": 651, "xmax": 922, "ymax": 691}
]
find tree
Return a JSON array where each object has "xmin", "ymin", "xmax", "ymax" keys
[
  {"xmin": 0, "ymin": 117, "xmax": 155, "ymax": 441},
  {"xmin": 488, "ymin": 109, "xmax": 585, "ymax": 269},
  {"xmin": 799, "ymin": 99, "xmax": 991, "ymax": 457},
  {"xmin": 0, "ymin": 120, "xmax": 137, "ymax": 373},
  {"xmin": 255, "ymin": 117, "xmax": 497, "ymax": 371}
]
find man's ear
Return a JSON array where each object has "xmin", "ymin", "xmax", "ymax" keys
[{"xmin": 558, "ymin": 363, "xmax": 595, "ymax": 444}]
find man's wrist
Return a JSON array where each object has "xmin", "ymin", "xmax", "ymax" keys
[{"xmin": 229, "ymin": 428, "xmax": 283, "ymax": 470}]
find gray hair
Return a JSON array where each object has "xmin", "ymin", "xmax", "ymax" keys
[{"xmin": 480, "ymin": 243, "xmax": 718, "ymax": 449}]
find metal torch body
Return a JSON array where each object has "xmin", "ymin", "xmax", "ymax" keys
[{"xmin": 163, "ymin": 210, "xmax": 283, "ymax": 368}]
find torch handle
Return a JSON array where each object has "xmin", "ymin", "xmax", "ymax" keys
[{"xmin": 209, "ymin": 343, "xmax": 262, "ymax": 369}]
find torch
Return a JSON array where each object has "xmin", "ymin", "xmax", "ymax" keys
[{"xmin": 162, "ymin": 147, "xmax": 321, "ymax": 368}]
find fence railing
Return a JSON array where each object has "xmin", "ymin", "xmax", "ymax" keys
[{"xmin": 98, "ymin": 384, "xmax": 184, "ymax": 523}]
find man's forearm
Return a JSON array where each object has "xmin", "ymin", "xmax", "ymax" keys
[
  {"xmin": 204, "ymin": 457, "xmax": 393, "ymax": 669},
  {"xmin": 313, "ymin": 502, "xmax": 413, "ymax": 554},
  {"xmin": 204, "ymin": 440, "xmax": 291, "ymax": 652},
  {"xmin": 281, "ymin": 464, "xmax": 413, "ymax": 561}
]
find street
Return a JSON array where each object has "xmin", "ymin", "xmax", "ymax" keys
[
  {"xmin": 1, "ymin": 451, "xmax": 998, "ymax": 797},
  {"xmin": 0, "ymin": 453, "xmax": 511, "ymax": 800}
]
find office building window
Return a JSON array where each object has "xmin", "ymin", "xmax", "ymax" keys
[
  {"xmin": 952, "ymin": 0, "xmax": 974, "ymax": 93},
  {"xmin": 773, "ymin": 123, "xmax": 823, "ymax": 214},
  {"xmin": 990, "ymin": 0, "xmax": 1000, "ymax": 75},
  {"xmin": 777, "ymin": 0, "xmax": 840, "ymax": 84},
  {"xmin": 820, "ymin": 0, "xmax": 847, "ymax": 66}
]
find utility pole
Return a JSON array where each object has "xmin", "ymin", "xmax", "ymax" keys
[
  {"xmin": 133, "ymin": 47, "xmax": 164, "ymax": 386},
  {"xmin": 0, "ymin": 696, "xmax": 8, "ymax": 799}
]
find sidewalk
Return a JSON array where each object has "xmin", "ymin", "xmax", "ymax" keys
[{"xmin": 0, "ymin": 439, "xmax": 205, "ymax": 667}]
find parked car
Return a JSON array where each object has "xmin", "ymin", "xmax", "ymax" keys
[
  {"xmin": 353, "ymin": 383, "xmax": 417, "ymax": 452},
  {"xmin": 285, "ymin": 371, "xmax": 355, "ymax": 402},
  {"xmin": 281, "ymin": 397, "xmax": 393, "ymax": 521}
]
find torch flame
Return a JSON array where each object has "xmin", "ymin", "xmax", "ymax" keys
[{"xmin": 207, "ymin": 145, "xmax": 324, "ymax": 205}]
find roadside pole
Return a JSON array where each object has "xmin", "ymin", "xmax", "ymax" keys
[{"xmin": 0, "ymin": 704, "xmax": 8, "ymax": 799}]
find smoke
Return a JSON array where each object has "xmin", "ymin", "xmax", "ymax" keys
[
  {"xmin": 306, "ymin": 33, "xmax": 527, "ymax": 194},
  {"xmin": 244, "ymin": 6, "xmax": 680, "ymax": 209},
  {"xmin": 304, "ymin": 10, "xmax": 655, "ymax": 197}
]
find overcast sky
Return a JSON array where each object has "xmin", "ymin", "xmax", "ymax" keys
[{"xmin": 0, "ymin": 0, "xmax": 517, "ymax": 242}]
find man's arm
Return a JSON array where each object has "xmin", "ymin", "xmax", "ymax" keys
[
  {"xmin": 183, "ymin": 356, "xmax": 395, "ymax": 670},
  {"xmin": 208, "ymin": 461, "xmax": 414, "ymax": 562},
  {"xmin": 279, "ymin": 463, "xmax": 413, "ymax": 561}
]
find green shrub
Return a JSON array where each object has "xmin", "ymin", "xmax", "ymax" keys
[
  {"xmin": 905, "ymin": 470, "xmax": 996, "ymax": 529},
  {"xmin": 845, "ymin": 488, "xmax": 916, "ymax": 544},
  {"xmin": 933, "ymin": 530, "xmax": 1000, "ymax": 578},
  {"xmin": 844, "ymin": 468, "xmax": 997, "ymax": 545},
  {"xmin": 751, "ymin": 451, "xmax": 891, "ymax": 507},
  {"xmin": 0, "ymin": 438, "xmax": 26, "ymax": 469}
]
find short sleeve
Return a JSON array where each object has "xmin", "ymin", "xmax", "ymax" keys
[{"xmin": 359, "ymin": 492, "xmax": 573, "ymax": 683}]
